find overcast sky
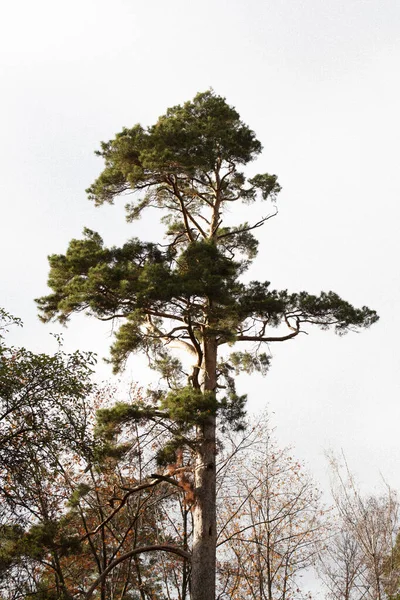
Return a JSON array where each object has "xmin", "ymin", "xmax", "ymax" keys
[{"xmin": 1, "ymin": 0, "xmax": 400, "ymax": 498}]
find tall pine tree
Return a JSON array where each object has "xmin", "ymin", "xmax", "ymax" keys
[{"xmin": 37, "ymin": 91, "xmax": 378, "ymax": 600}]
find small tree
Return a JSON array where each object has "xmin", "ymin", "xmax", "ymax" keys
[
  {"xmin": 37, "ymin": 91, "xmax": 378, "ymax": 600},
  {"xmin": 216, "ymin": 415, "xmax": 327, "ymax": 600},
  {"xmin": 318, "ymin": 456, "xmax": 399, "ymax": 600},
  {"xmin": 317, "ymin": 526, "xmax": 366, "ymax": 600},
  {"xmin": 0, "ymin": 309, "xmax": 95, "ymax": 599}
]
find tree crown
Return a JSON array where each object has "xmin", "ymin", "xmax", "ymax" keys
[{"xmin": 36, "ymin": 91, "xmax": 378, "ymax": 416}]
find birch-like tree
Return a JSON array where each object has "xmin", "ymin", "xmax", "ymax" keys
[{"xmin": 318, "ymin": 457, "xmax": 399, "ymax": 600}]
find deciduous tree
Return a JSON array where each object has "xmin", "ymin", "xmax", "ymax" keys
[
  {"xmin": 0, "ymin": 327, "xmax": 187, "ymax": 600},
  {"xmin": 0, "ymin": 309, "xmax": 95, "ymax": 599},
  {"xmin": 216, "ymin": 415, "xmax": 327, "ymax": 600},
  {"xmin": 317, "ymin": 456, "xmax": 399, "ymax": 600}
]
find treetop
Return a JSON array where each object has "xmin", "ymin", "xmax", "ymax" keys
[{"xmin": 86, "ymin": 90, "xmax": 280, "ymax": 231}]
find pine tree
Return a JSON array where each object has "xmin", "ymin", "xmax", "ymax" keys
[{"xmin": 36, "ymin": 91, "xmax": 378, "ymax": 600}]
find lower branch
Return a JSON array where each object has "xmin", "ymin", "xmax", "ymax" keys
[
  {"xmin": 84, "ymin": 545, "xmax": 191, "ymax": 600},
  {"xmin": 81, "ymin": 475, "xmax": 179, "ymax": 541}
]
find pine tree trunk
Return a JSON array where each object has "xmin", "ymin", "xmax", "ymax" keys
[{"xmin": 191, "ymin": 336, "xmax": 217, "ymax": 600}]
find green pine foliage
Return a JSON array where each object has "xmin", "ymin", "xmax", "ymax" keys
[{"xmin": 35, "ymin": 90, "xmax": 378, "ymax": 468}]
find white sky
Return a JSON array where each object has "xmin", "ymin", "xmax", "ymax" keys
[{"xmin": 1, "ymin": 0, "xmax": 400, "ymax": 499}]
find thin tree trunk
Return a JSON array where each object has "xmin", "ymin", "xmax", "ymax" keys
[{"xmin": 191, "ymin": 336, "xmax": 217, "ymax": 600}]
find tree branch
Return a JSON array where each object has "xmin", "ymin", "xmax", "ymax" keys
[
  {"xmin": 168, "ymin": 176, "xmax": 195, "ymax": 242},
  {"xmin": 217, "ymin": 210, "xmax": 278, "ymax": 240},
  {"xmin": 230, "ymin": 329, "xmax": 301, "ymax": 344},
  {"xmin": 81, "ymin": 476, "xmax": 176, "ymax": 541},
  {"xmin": 84, "ymin": 544, "xmax": 191, "ymax": 599}
]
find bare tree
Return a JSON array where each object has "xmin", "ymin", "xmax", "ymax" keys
[
  {"xmin": 318, "ymin": 455, "xmax": 399, "ymax": 600},
  {"xmin": 216, "ymin": 414, "xmax": 328, "ymax": 600},
  {"xmin": 317, "ymin": 526, "xmax": 367, "ymax": 600}
]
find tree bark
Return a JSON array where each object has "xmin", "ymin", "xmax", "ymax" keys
[{"xmin": 191, "ymin": 336, "xmax": 218, "ymax": 600}]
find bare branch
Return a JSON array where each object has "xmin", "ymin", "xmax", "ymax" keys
[
  {"xmin": 217, "ymin": 209, "xmax": 278, "ymax": 241},
  {"xmin": 233, "ymin": 329, "xmax": 300, "ymax": 343},
  {"xmin": 84, "ymin": 544, "xmax": 191, "ymax": 599}
]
